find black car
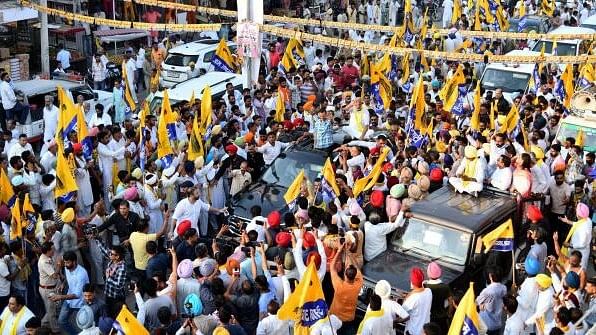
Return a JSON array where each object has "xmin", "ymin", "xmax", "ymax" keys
[
  {"xmin": 358, "ymin": 186, "xmax": 524, "ymax": 313},
  {"xmin": 228, "ymin": 145, "xmax": 328, "ymax": 229}
]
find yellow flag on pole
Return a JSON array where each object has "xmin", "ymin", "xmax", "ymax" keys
[{"xmin": 284, "ymin": 170, "xmax": 305, "ymax": 205}]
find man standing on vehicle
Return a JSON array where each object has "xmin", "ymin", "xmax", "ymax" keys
[
  {"xmin": 257, "ymin": 132, "xmax": 292, "ymax": 166},
  {"xmin": 0, "ymin": 73, "xmax": 28, "ymax": 126},
  {"xmin": 56, "ymin": 43, "xmax": 71, "ymax": 71},
  {"xmin": 43, "ymin": 95, "xmax": 58, "ymax": 144}
]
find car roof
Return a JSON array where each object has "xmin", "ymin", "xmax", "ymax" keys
[
  {"xmin": 483, "ymin": 50, "xmax": 540, "ymax": 73},
  {"xmin": 542, "ymin": 25, "xmax": 595, "ymax": 43},
  {"xmin": 509, "ymin": 14, "xmax": 549, "ymax": 22},
  {"xmin": 154, "ymin": 72, "xmax": 243, "ymax": 102},
  {"xmin": 411, "ymin": 187, "xmax": 517, "ymax": 233},
  {"xmin": 581, "ymin": 13, "xmax": 596, "ymax": 26},
  {"xmin": 560, "ymin": 115, "xmax": 596, "ymax": 128},
  {"xmin": 167, "ymin": 40, "xmax": 236, "ymax": 56},
  {"xmin": 12, "ymin": 79, "xmax": 85, "ymax": 96}
]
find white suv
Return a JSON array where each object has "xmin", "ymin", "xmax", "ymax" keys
[{"xmin": 160, "ymin": 39, "xmax": 237, "ymax": 88}]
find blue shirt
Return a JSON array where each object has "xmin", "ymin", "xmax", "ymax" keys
[
  {"xmin": 65, "ymin": 265, "xmax": 89, "ymax": 308},
  {"xmin": 240, "ymin": 254, "xmax": 263, "ymax": 281},
  {"xmin": 313, "ymin": 117, "xmax": 333, "ymax": 150}
]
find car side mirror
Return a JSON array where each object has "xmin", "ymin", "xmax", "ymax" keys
[{"xmin": 93, "ymin": 92, "xmax": 99, "ymax": 100}]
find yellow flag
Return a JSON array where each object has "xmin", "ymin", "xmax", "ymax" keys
[
  {"xmin": 10, "ymin": 198, "xmax": 22, "ymax": 240},
  {"xmin": 447, "ymin": 283, "xmax": 481, "ymax": 335},
  {"xmin": 404, "ymin": 0, "xmax": 412, "ymax": 14},
  {"xmin": 474, "ymin": 0, "xmax": 482, "ymax": 30},
  {"xmin": 286, "ymin": 38, "xmax": 305, "ymax": 59},
  {"xmin": 413, "ymin": 76, "xmax": 426, "ymax": 131},
  {"xmin": 23, "ymin": 193, "xmax": 34, "ymax": 214},
  {"xmin": 56, "ymin": 86, "xmax": 79, "ymax": 142},
  {"xmin": 187, "ymin": 109, "xmax": 204, "ymax": 161},
  {"xmin": 482, "ymin": 219, "xmax": 514, "ymax": 252},
  {"xmin": 560, "ymin": 63, "xmax": 574, "ymax": 109},
  {"xmin": 522, "ymin": 126, "xmax": 530, "ymax": 152},
  {"xmin": 360, "ymin": 54, "xmax": 370, "ymax": 77},
  {"xmin": 489, "ymin": 101, "xmax": 496, "ymax": 131},
  {"xmin": 353, "ymin": 147, "xmax": 390, "ymax": 197},
  {"xmin": 541, "ymin": 0, "xmax": 555, "ymax": 16},
  {"xmin": 275, "ymin": 92, "xmax": 285, "ymax": 122},
  {"xmin": 442, "ymin": 65, "xmax": 466, "ymax": 112},
  {"xmin": 470, "ymin": 81, "xmax": 481, "ymax": 131},
  {"xmin": 322, "ymin": 158, "xmax": 340, "ymax": 196},
  {"xmin": 401, "ymin": 52, "xmax": 410, "ymax": 83},
  {"xmin": 284, "ymin": 170, "xmax": 305, "ymax": 205},
  {"xmin": 0, "ymin": 169, "xmax": 15, "ymax": 206},
  {"xmin": 200, "ymin": 86, "xmax": 212, "ymax": 132},
  {"xmin": 55, "ymin": 140, "xmax": 79, "ymax": 199},
  {"xmin": 452, "ymin": 0, "xmax": 462, "ymax": 24},
  {"xmin": 157, "ymin": 90, "xmax": 174, "ymax": 160},
  {"xmin": 189, "ymin": 90, "xmax": 196, "ymax": 107},
  {"xmin": 518, "ymin": 0, "xmax": 526, "ymax": 17},
  {"xmin": 116, "ymin": 305, "xmax": 149, "ymax": 335},
  {"xmin": 503, "ymin": 102, "xmax": 519, "ymax": 134},
  {"xmin": 496, "ymin": 6, "xmax": 509, "ymax": 31},
  {"xmin": 278, "ymin": 262, "xmax": 328, "ymax": 335}
]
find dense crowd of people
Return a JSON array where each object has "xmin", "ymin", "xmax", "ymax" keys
[{"xmin": 0, "ymin": 0, "xmax": 595, "ymax": 334}]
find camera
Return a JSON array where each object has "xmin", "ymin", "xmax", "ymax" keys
[
  {"xmin": 82, "ymin": 224, "xmax": 98, "ymax": 236},
  {"xmin": 339, "ymin": 237, "xmax": 345, "ymax": 244},
  {"xmin": 165, "ymin": 239, "xmax": 173, "ymax": 249}
]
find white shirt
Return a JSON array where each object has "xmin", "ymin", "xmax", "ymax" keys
[
  {"xmin": 256, "ymin": 314, "xmax": 290, "ymax": 335},
  {"xmin": 172, "ymin": 197, "xmax": 210, "ymax": 235},
  {"xmin": 88, "ymin": 113, "xmax": 112, "ymax": 128},
  {"xmin": 503, "ymin": 311, "xmax": 526, "ymax": 335},
  {"xmin": 56, "ymin": 49, "xmax": 72, "ymax": 69},
  {"xmin": 0, "ymin": 306, "xmax": 35, "ymax": 335},
  {"xmin": 0, "ymin": 258, "xmax": 10, "ymax": 296},
  {"xmin": 136, "ymin": 48, "xmax": 145, "ymax": 68},
  {"xmin": 0, "ymin": 81, "xmax": 16, "ymax": 110},
  {"xmin": 516, "ymin": 277, "xmax": 538, "ymax": 322},
  {"xmin": 570, "ymin": 217, "xmax": 592, "ymax": 251},
  {"xmin": 363, "ymin": 211, "xmax": 405, "ymax": 261},
  {"xmin": 359, "ymin": 310, "xmax": 393, "ymax": 335},
  {"xmin": 490, "ymin": 166, "xmax": 512, "ymax": 191},
  {"xmin": 402, "ymin": 288, "xmax": 433, "ymax": 335},
  {"xmin": 43, "ymin": 104, "xmax": 59, "ymax": 143},
  {"xmin": 8, "ymin": 143, "xmax": 33, "ymax": 160},
  {"xmin": 257, "ymin": 141, "xmax": 291, "ymax": 165},
  {"xmin": 310, "ymin": 314, "xmax": 342, "ymax": 335},
  {"xmin": 246, "ymin": 216, "xmax": 267, "ymax": 242}
]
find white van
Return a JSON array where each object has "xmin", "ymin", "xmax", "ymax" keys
[
  {"xmin": 2, "ymin": 79, "xmax": 112, "ymax": 143},
  {"xmin": 150, "ymin": 72, "xmax": 243, "ymax": 113},
  {"xmin": 531, "ymin": 26, "xmax": 595, "ymax": 56},
  {"xmin": 555, "ymin": 89, "xmax": 596, "ymax": 154},
  {"xmin": 160, "ymin": 39, "xmax": 237, "ymax": 88},
  {"xmin": 480, "ymin": 50, "xmax": 539, "ymax": 102},
  {"xmin": 580, "ymin": 13, "xmax": 596, "ymax": 30}
]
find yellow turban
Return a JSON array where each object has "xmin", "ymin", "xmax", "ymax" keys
[
  {"xmin": 61, "ymin": 208, "xmax": 75, "ymax": 223},
  {"xmin": 464, "ymin": 146, "xmax": 478, "ymax": 160},
  {"xmin": 530, "ymin": 145, "xmax": 545, "ymax": 160},
  {"xmin": 535, "ymin": 274, "xmax": 552, "ymax": 289}
]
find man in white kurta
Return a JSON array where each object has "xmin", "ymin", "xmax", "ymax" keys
[
  {"xmin": 43, "ymin": 95, "xmax": 59, "ymax": 144},
  {"xmin": 108, "ymin": 129, "xmax": 127, "ymax": 172},
  {"xmin": 73, "ymin": 147, "xmax": 94, "ymax": 216},
  {"xmin": 449, "ymin": 146, "xmax": 485, "ymax": 195},
  {"xmin": 0, "ymin": 296, "xmax": 35, "ymax": 335},
  {"xmin": 442, "ymin": 0, "xmax": 454, "ymax": 28},
  {"xmin": 343, "ymin": 99, "xmax": 374, "ymax": 140},
  {"xmin": 144, "ymin": 174, "xmax": 163, "ymax": 234},
  {"xmin": 97, "ymin": 131, "xmax": 126, "ymax": 207}
]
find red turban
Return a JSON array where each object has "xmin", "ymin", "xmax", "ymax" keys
[
  {"xmin": 267, "ymin": 211, "xmax": 281, "ymax": 228},
  {"xmin": 275, "ymin": 231, "xmax": 292, "ymax": 248},
  {"xmin": 527, "ymin": 205, "xmax": 543, "ymax": 222},
  {"xmin": 410, "ymin": 267, "xmax": 424, "ymax": 287},
  {"xmin": 225, "ymin": 144, "xmax": 238, "ymax": 154},
  {"xmin": 177, "ymin": 220, "xmax": 192, "ymax": 236},
  {"xmin": 370, "ymin": 190, "xmax": 384, "ymax": 208},
  {"xmin": 303, "ymin": 232, "xmax": 316, "ymax": 249}
]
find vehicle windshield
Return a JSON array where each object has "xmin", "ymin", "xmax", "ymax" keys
[
  {"xmin": 392, "ymin": 218, "xmax": 471, "ymax": 265},
  {"xmin": 164, "ymin": 53, "xmax": 199, "ymax": 67},
  {"xmin": 70, "ymin": 85, "xmax": 95, "ymax": 101},
  {"xmin": 481, "ymin": 68, "xmax": 530, "ymax": 93},
  {"xmin": 261, "ymin": 153, "xmax": 324, "ymax": 188},
  {"xmin": 532, "ymin": 41, "xmax": 577, "ymax": 56},
  {"xmin": 557, "ymin": 122, "xmax": 596, "ymax": 153},
  {"xmin": 508, "ymin": 19, "xmax": 541, "ymax": 33}
]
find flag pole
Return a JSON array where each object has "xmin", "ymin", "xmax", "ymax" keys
[{"xmin": 511, "ymin": 249, "xmax": 516, "ymax": 289}]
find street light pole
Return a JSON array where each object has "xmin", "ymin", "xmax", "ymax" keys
[{"xmin": 40, "ymin": 0, "xmax": 49, "ymax": 74}]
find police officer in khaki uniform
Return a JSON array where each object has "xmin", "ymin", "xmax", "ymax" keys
[{"xmin": 38, "ymin": 241, "xmax": 61, "ymax": 333}]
